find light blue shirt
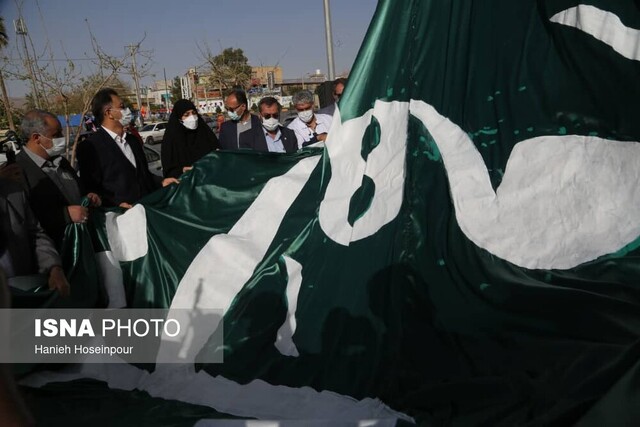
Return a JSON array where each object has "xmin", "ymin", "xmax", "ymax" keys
[{"xmin": 264, "ymin": 129, "xmax": 286, "ymax": 153}]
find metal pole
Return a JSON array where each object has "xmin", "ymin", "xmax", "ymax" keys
[
  {"xmin": 127, "ymin": 44, "xmax": 143, "ymax": 115},
  {"xmin": 193, "ymin": 66, "xmax": 198, "ymax": 107},
  {"xmin": 14, "ymin": 18, "xmax": 41, "ymax": 108},
  {"xmin": 163, "ymin": 68, "xmax": 170, "ymax": 114},
  {"xmin": 323, "ymin": 0, "xmax": 335, "ymax": 81}
]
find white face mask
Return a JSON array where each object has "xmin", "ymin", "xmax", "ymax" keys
[
  {"xmin": 297, "ymin": 109, "xmax": 314, "ymax": 123},
  {"xmin": 117, "ymin": 107, "xmax": 133, "ymax": 126},
  {"xmin": 262, "ymin": 117, "xmax": 280, "ymax": 132},
  {"xmin": 182, "ymin": 115, "xmax": 198, "ymax": 130},
  {"xmin": 40, "ymin": 135, "xmax": 66, "ymax": 158}
]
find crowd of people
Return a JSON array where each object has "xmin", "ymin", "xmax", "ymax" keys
[
  {"xmin": 0, "ymin": 78, "xmax": 346, "ymax": 309},
  {"xmin": 0, "ymin": 77, "xmax": 345, "ymax": 425}
]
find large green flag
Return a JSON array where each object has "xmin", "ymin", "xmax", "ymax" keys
[{"xmin": 25, "ymin": 0, "xmax": 640, "ymax": 425}]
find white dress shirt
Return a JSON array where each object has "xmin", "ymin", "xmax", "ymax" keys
[{"xmin": 102, "ymin": 126, "xmax": 136, "ymax": 168}]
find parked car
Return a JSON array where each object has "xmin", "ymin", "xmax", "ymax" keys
[
  {"xmin": 143, "ymin": 145, "xmax": 163, "ymax": 177},
  {"xmin": 0, "ymin": 130, "xmax": 22, "ymax": 165},
  {"xmin": 139, "ymin": 122, "xmax": 168, "ymax": 145}
]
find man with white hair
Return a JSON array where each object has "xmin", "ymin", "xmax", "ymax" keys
[{"xmin": 287, "ymin": 90, "xmax": 333, "ymax": 149}]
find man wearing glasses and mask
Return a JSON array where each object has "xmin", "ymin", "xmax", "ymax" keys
[
  {"xmin": 77, "ymin": 88, "xmax": 178, "ymax": 208},
  {"xmin": 238, "ymin": 97, "xmax": 297, "ymax": 153},
  {"xmin": 219, "ymin": 89, "xmax": 265, "ymax": 150}
]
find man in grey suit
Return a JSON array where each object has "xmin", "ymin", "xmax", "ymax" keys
[
  {"xmin": 0, "ymin": 177, "xmax": 69, "ymax": 297},
  {"xmin": 16, "ymin": 110, "xmax": 101, "ymax": 249}
]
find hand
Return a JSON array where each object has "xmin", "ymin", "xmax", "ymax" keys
[
  {"xmin": 182, "ymin": 166, "xmax": 193, "ymax": 173},
  {"xmin": 162, "ymin": 177, "xmax": 180, "ymax": 187},
  {"xmin": 119, "ymin": 202, "xmax": 133, "ymax": 209},
  {"xmin": 67, "ymin": 205, "xmax": 89, "ymax": 224},
  {"xmin": 86, "ymin": 192, "xmax": 102, "ymax": 207},
  {"xmin": 48, "ymin": 266, "xmax": 70, "ymax": 297},
  {"xmin": 316, "ymin": 132, "xmax": 328, "ymax": 142},
  {"xmin": 0, "ymin": 163, "xmax": 22, "ymax": 183}
]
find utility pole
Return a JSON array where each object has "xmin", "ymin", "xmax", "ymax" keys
[
  {"xmin": 126, "ymin": 44, "xmax": 143, "ymax": 114},
  {"xmin": 14, "ymin": 18, "xmax": 41, "ymax": 108},
  {"xmin": 163, "ymin": 68, "xmax": 170, "ymax": 114},
  {"xmin": 323, "ymin": 0, "xmax": 335, "ymax": 81}
]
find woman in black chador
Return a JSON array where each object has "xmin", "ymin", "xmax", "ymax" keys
[{"xmin": 161, "ymin": 99, "xmax": 220, "ymax": 179}]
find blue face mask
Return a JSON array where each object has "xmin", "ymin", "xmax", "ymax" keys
[
  {"xmin": 227, "ymin": 110, "xmax": 240, "ymax": 121},
  {"xmin": 227, "ymin": 105, "xmax": 244, "ymax": 121}
]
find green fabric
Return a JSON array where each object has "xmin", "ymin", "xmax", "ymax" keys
[
  {"xmin": 51, "ymin": 0, "xmax": 640, "ymax": 425},
  {"xmin": 120, "ymin": 149, "xmax": 322, "ymax": 308}
]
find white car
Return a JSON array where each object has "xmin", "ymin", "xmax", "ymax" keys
[
  {"xmin": 143, "ymin": 145, "xmax": 163, "ymax": 177},
  {"xmin": 138, "ymin": 122, "xmax": 167, "ymax": 145},
  {"xmin": 0, "ymin": 131, "xmax": 21, "ymax": 164}
]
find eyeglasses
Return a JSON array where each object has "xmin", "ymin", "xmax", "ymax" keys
[
  {"xmin": 261, "ymin": 113, "xmax": 279, "ymax": 120},
  {"xmin": 226, "ymin": 104, "xmax": 243, "ymax": 112}
]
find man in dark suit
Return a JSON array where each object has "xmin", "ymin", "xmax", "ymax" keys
[
  {"xmin": 77, "ymin": 88, "xmax": 178, "ymax": 208},
  {"xmin": 15, "ymin": 110, "xmax": 101, "ymax": 249},
  {"xmin": 0, "ymin": 177, "xmax": 69, "ymax": 296},
  {"xmin": 247, "ymin": 97, "xmax": 298, "ymax": 153},
  {"xmin": 219, "ymin": 89, "xmax": 267, "ymax": 151}
]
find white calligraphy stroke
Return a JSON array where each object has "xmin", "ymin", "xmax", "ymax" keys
[
  {"xmin": 157, "ymin": 155, "xmax": 321, "ymax": 363},
  {"xmin": 274, "ymin": 256, "xmax": 303, "ymax": 357},
  {"xmin": 319, "ymin": 101, "xmax": 408, "ymax": 245},
  {"xmin": 105, "ymin": 205, "xmax": 149, "ymax": 261},
  {"xmin": 550, "ymin": 5, "xmax": 640, "ymax": 61},
  {"xmin": 410, "ymin": 99, "xmax": 640, "ymax": 270},
  {"xmin": 21, "ymin": 363, "xmax": 412, "ymax": 423}
]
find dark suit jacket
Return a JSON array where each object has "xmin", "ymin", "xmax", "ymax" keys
[
  {"xmin": 16, "ymin": 150, "xmax": 80, "ymax": 249},
  {"xmin": 240, "ymin": 125, "xmax": 298, "ymax": 154},
  {"xmin": 219, "ymin": 114, "xmax": 265, "ymax": 151},
  {"xmin": 77, "ymin": 127, "xmax": 160, "ymax": 207},
  {"xmin": 0, "ymin": 178, "xmax": 60, "ymax": 276}
]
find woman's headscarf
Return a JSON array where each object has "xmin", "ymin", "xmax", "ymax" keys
[{"xmin": 161, "ymin": 99, "xmax": 220, "ymax": 178}]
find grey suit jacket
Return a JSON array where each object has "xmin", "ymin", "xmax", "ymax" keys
[
  {"xmin": 0, "ymin": 178, "xmax": 61, "ymax": 276},
  {"xmin": 15, "ymin": 149, "xmax": 79, "ymax": 249}
]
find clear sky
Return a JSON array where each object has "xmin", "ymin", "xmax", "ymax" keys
[{"xmin": 0, "ymin": 0, "xmax": 378, "ymax": 97}]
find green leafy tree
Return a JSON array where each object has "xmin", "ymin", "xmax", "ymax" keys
[
  {"xmin": 200, "ymin": 45, "xmax": 252, "ymax": 91},
  {"xmin": 171, "ymin": 76, "xmax": 182, "ymax": 101}
]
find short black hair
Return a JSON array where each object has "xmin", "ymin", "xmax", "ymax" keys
[
  {"xmin": 226, "ymin": 89, "xmax": 247, "ymax": 106},
  {"xmin": 91, "ymin": 88, "xmax": 119, "ymax": 125},
  {"xmin": 258, "ymin": 96, "xmax": 281, "ymax": 113}
]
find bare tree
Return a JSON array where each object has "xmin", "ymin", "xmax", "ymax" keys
[
  {"xmin": 0, "ymin": 16, "xmax": 16, "ymax": 131},
  {"xmin": 64, "ymin": 20, "xmax": 144, "ymax": 164}
]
